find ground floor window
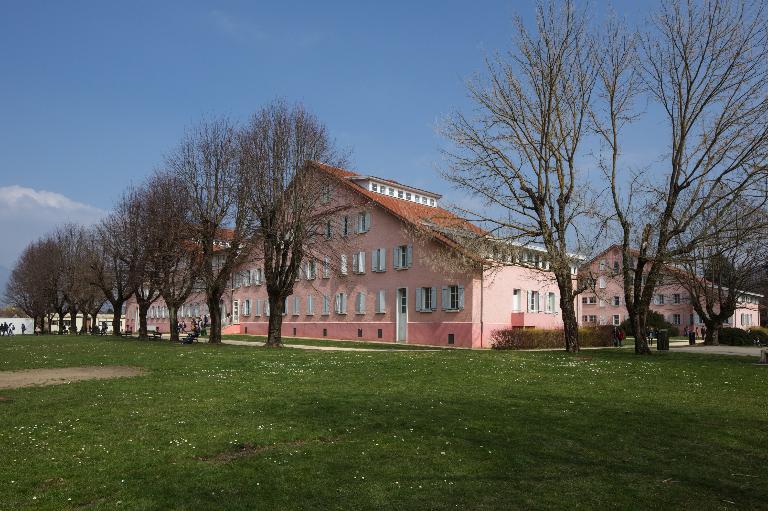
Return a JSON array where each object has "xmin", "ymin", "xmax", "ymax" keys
[
  {"xmin": 672, "ymin": 314, "xmax": 681, "ymax": 325},
  {"xmin": 613, "ymin": 315, "xmax": 620, "ymax": 326},
  {"xmin": 443, "ymin": 285, "xmax": 464, "ymax": 311}
]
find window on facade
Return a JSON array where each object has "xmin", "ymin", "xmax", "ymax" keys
[
  {"xmin": 352, "ymin": 251, "xmax": 366, "ymax": 274},
  {"xmin": 529, "ymin": 291, "xmax": 540, "ymax": 312},
  {"xmin": 388, "ymin": 187, "xmax": 394, "ymax": 196},
  {"xmin": 335, "ymin": 293, "xmax": 348, "ymax": 314},
  {"xmin": 371, "ymin": 183, "xmax": 378, "ymax": 192},
  {"xmin": 357, "ymin": 211, "xmax": 370, "ymax": 233},
  {"xmin": 393, "ymin": 245, "xmax": 412, "ymax": 269},
  {"xmin": 582, "ymin": 295, "xmax": 597, "ymax": 305},
  {"xmin": 673, "ymin": 293, "xmax": 680, "ymax": 304},
  {"xmin": 342, "ymin": 215, "xmax": 349, "ymax": 236},
  {"xmin": 613, "ymin": 296, "xmax": 620, "ymax": 306},
  {"xmin": 655, "ymin": 294, "xmax": 665, "ymax": 305},
  {"xmin": 293, "ymin": 296, "xmax": 300, "ymax": 316},
  {"xmin": 598, "ymin": 277, "xmax": 606, "ymax": 289},
  {"xmin": 416, "ymin": 287, "xmax": 437, "ymax": 312},
  {"xmin": 405, "ymin": 192, "xmax": 411, "ymax": 200},
  {"xmin": 322, "ymin": 295, "xmax": 330, "ymax": 315},
  {"xmin": 243, "ymin": 300, "xmax": 250, "ymax": 316},
  {"xmin": 355, "ymin": 292, "xmax": 366, "ymax": 314},
  {"xmin": 673, "ymin": 314, "xmax": 681, "ymax": 325},
  {"xmin": 340, "ymin": 254, "xmax": 348, "ymax": 275},
  {"xmin": 512, "ymin": 289, "xmax": 521, "ymax": 311},
  {"xmin": 372, "ymin": 248, "xmax": 386, "ymax": 272},
  {"xmin": 307, "ymin": 294, "xmax": 314, "ymax": 315},
  {"xmin": 376, "ymin": 289, "xmax": 386, "ymax": 313},
  {"xmin": 324, "ymin": 220, "xmax": 332, "ymax": 240},
  {"xmin": 320, "ymin": 184, "xmax": 332, "ymax": 204},
  {"xmin": 589, "ymin": 315, "xmax": 597, "ymax": 323},
  {"xmin": 613, "ymin": 315, "xmax": 620, "ymax": 325},
  {"xmin": 599, "ymin": 260, "xmax": 606, "ymax": 271},
  {"xmin": 397, "ymin": 190, "xmax": 404, "ymax": 199},
  {"xmin": 613, "ymin": 260, "xmax": 620, "ymax": 273},
  {"xmin": 306, "ymin": 260, "xmax": 317, "ymax": 280},
  {"xmin": 546, "ymin": 292, "xmax": 556, "ymax": 313},
  {"xmin": 441, "ymin": 285, "xmax": 463, "ymax": 311},
  {"xmin": 323, "ymin": 257, "xmax": 330, "ymax": 278}
]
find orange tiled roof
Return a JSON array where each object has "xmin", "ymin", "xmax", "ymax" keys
[{"xmin": 309, "ymin": 161, "xmax": 485, "ymax": 251}]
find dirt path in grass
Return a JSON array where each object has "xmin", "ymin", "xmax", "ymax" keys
[{"xmin": 0, "ymin": 366, "xmax": 146, "ymax": 390}]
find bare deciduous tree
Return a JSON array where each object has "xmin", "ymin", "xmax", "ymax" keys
[
  {"xmin": 670, "ymin": 202, "xmax": 768, "ymax": 344},
  {"xmin": 4, "ymin": 238, "xmax": 54, "ymax": 332},
  {"xmin": 240, "ymin": 101, "xmax": 349, "ymax": 347},
  {"xmin": 167, "ymin": 117, "xmax": 251, "ymax": 344},
  {"xmin": 145, "ymin": 171, "xmax": 198, "ymax": 343},
  {"xmin": 442, "ymin": 0, "xmax": 597, "ymax": 352},
  {"xmin": 600, "ymin": 0, "xmax": 768, "ymax": 354},
  {"xmin": 93, "ymin": 215, "xmax": 135, "ymax": 335}
]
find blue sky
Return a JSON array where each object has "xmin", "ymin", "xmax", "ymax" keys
[{"xmin": 0, "ymin": 0, "xmax": 658, "ymax": 271}]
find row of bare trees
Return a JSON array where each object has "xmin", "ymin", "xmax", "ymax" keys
[
  {"xmin": 443, "ymin": 0, "xmax": 768, "ymax": 353},
  {"xmin": 5, "ymin": 100, "xmax": 346, "ymax": 346}
]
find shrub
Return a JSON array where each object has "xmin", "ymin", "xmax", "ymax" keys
[
  {"xmin": 748, "ymin": 326, "xmax": 768, "ymax": 343},
  {"xmin": 619, "ymin": 310, "xmax": 679, "ymax": 337},
  {"xmin": 491, "ymin": 326, "xmax": 614, "ymax": 350},
  {"xmin": 718, "ymin": 327, "xmax": 753, "ymax": 346}
]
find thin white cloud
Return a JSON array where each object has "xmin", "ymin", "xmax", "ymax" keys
[
  {"xmin": 210, "ymin": 9, "xmax": 269, "ymax": 43},
  {"xmin": 0, "ymin": 186, "xmax": 106, "ymax": 268},
  {"xmin": 0, "ymin": 185, "xmax": 104, "ymax": 214}
]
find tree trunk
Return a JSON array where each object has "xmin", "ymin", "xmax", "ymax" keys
[
  {"xmin": 560, "ymin": 296, "xmax": 580, "ymax": 352},
  {"xmin": 58, "ymin": 311, "xmax": 65, "ymax": 333},
  {"xmin": 266, "ymin": 294, "xmax": 284, "ymax": 347},
  {"xmin": 207, "ymin": 296, "xmax": 222, "ymax": 344},
  {"xmin": 169, "ymin": 306, "xmax": 179, "ymax": 343},
  {"xmin": 112, "ymin": 308, "xmax": 122, "ymax": 336},
  {"xmin": 91, "ymin": 312, "xmax": 98, "ymax": 334},
  {"xmin": 69, "ymin": 308, "xmax": 78, "ymax": 335},
  {"xmin": 631, "ymin": 308, "xmax": 652, "ymax": 355},
  {"xmin": 704, "ymin": 323, "xmax": 720, "ymax": 346},
  {"xmin": 138, "ymin": 302, "xmax": 149, "ymax": 339}
]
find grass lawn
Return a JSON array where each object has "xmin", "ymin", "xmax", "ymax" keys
[
  {"xmin": 221, "ymin": 334, "xmax": 451, "ymax": 350},
  {"xmin": 0, "ymin": 336, "xmax": 766, "ymax": 510}
]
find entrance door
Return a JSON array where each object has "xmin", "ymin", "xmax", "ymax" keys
[
  {"xmin": 232, "ymin": 300, "xmax": 239, "ymax": 324},
  {"xmin": 396, "ymin": 288, "xmax": 407, "ymax": 343}
]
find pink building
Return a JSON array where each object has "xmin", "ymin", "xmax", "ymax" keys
[
  {"xmin": 127, "ymin": 162, "xmax": 579, "ymax": 347},
  {"xmin": 579, "ymin": 245, "xmax": 761, "ymax": 330}
]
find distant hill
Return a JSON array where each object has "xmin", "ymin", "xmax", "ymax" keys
[{"xmin": 0, "ymin": 266, "xmax": 10, "ymax": 305}]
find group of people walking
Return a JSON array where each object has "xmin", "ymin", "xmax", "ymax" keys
[
  {"xmin": 175, "ymin": 315, "xmax": 208, "ymax": 336},
  {"xmin": 0, "ymin": 322, "xmax": 25, "ymax": 335}
]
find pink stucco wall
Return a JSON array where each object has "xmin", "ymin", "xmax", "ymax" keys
[{"xmin": 125, "ymin": 171, "xmax": 577, "ymax": 348}]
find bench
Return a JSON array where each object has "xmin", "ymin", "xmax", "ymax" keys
[{"xmin": 150, "ymin": 331, "xmax": 163, "ymax": 340}]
